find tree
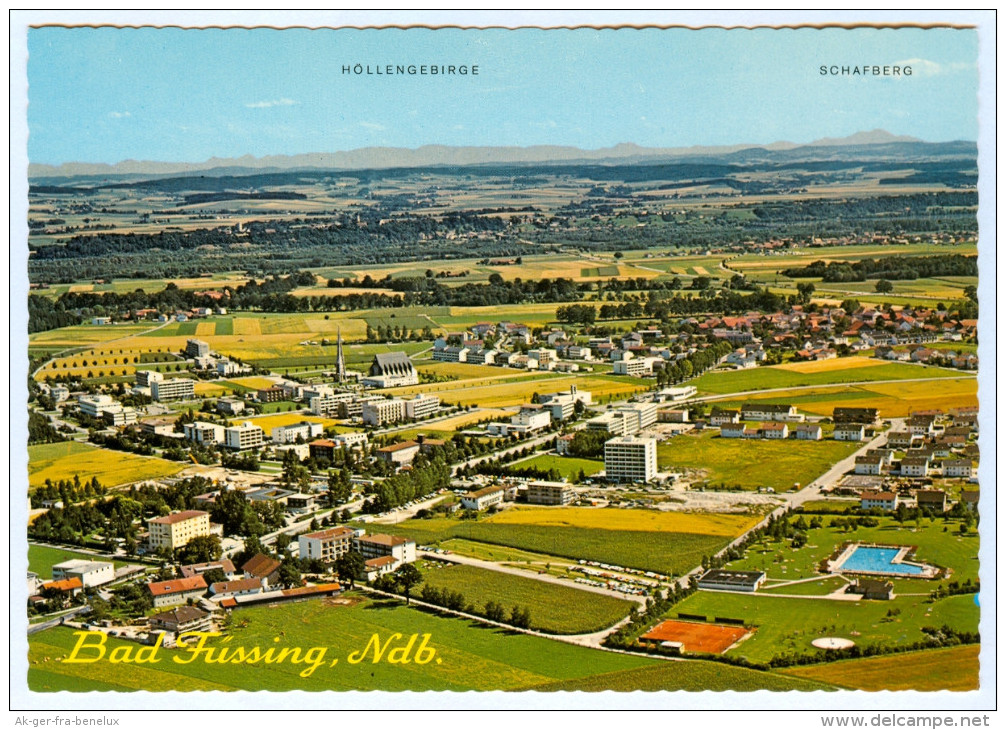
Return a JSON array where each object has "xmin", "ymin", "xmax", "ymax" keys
[
  {"xmin": 336, "ymin": 551, "xmax": 367, "ymax": 588},
  {"xmin": 875, "ymin": 279, "xmax": 894, "ymax": 294},
  {"xmin": 277, "ymin": 559, "xmax": 302, "ymax": 588},
  {"xmin": 796, "ymin": 282, "xmax": 815, "ymax": 304},
  {"xmin": 177, "ymin": 534, "xmax": 222, "ymax": 565},
  {"xmin": 395, "ymin": 563, "xmax": 423, "ymax": 605}
]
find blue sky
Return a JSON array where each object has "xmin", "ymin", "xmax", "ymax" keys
[{"xmin": 27, "ymin": 26, "xmax": 978, "ymax": 165}]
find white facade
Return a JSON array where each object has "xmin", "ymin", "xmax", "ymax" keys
[
  {"xmin": 151, "ymin": 378, "xmax": 196, "ymax": 402},
  {"xmin": 332, "ymin": 432, "xmax": 369, "ymax": 449},
  {"xmin": 184, "ymin": 421, "xmax": 225, "ymax": 445},
  {"xmin": 362, "ymin": 398, "xmax": 407, "ymax": 426},
  {"xmin": 834, "ymin": 425, "xmax": 866, "ymax": 441},
  {"xmin": 271, "ymin": 421, "xmax": 324, "ymax": 444},
  {"xmin": 460, "ymin": 486, "xmax": 505, "ymax": 511},
  {"xmin": 225, "ymin": 422, "xmax": 265, "ymax": 450},
  {"xmin": 404, "ymin": 394, "xmax": 440, "ymax": 420},
  {"xmin": 512, "ymin": 406, "xmax": 551, "ymax": 432},
  {"xmin": 52, "ymin": 560, "xmax": 115, "ymax": 588},
  {"xmin": 604, "ymin": 435, "xmax": 658, "ymax": 483}
]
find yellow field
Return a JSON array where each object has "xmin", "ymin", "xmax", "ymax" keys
[
  {"xmin": 28, "ymin": 442, "xmax": 185, "ymax": 488},
  {"xmin": 727, "ymin": 377, "xmax": 978, "ymax": 418},
  {"xmin": 487, "ymin": 506, "xmax": 761, "ymax": 537},
  {"xmin": 231, "ymin": 318, "xmax": 262, "ymax": 336},
  {"xmin": 193, "ymin": 381, "xmax": 229, "ymax": 397},
  {"xmin": 243, "ymin": 413, "xmax": 340, "ymax": 431},
  {"xmin": 193, "ymin": 322, "xmax": 216, "ymax": 336},
  {"xmin": 772, "ymin": 356, "xmax": 886, "ymax": 374},
  {"xmin": 29, "ymin": 324, "xmax": 157, "ymax": 348},
  {"xmin": 386, "ymin": 377, "xmax": 551, "ymax": 407},
  {"xmin": 416, "ymin": 362, "xmax": 517, "ymax": 380},
  {"xmin": 781, "ymin": 646, "xmax": 979, "ymax": 692},
  {"xmin": 426, "ymin": 408, "xmax": 514, "ymax": 431},
  {"xmin": 228, "ymin": 376, "xmax": 281, "ymax": 390}
]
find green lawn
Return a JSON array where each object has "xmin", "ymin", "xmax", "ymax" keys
[
  {"xmin": 27, "ymin": 596, "xmax": 830, "ymax": 692},
  {"xmin": 371, "ymin": 518, "xmax": 730, "ymax": 576},
  {"xmin": 691, "ymin": 361, "xmax": 962, "ymax": 395},
  {"xmin": 510, "ymin": 454, "xmax": 604, "ymax": 480},
  {"xmin": 727, "ymin": 517, "xmax": 979, "ymax": 594},
  {"xmin": 28, "ymin": 544, "xmax": 138, "ymax": 579},
  {"xmin": 416, "ymin": 561, "xmax": 633, "ymax": 634},
  {"xmin": 669, "ymin": 592, "xmax": 978, "ymax": 665},
  {"xmin": 657, "ymin": 430, "xmax": 861, "ymax": 490}
]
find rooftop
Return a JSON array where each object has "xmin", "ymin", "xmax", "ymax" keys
[{"xmin": 148, "ymin": 510, "xmax": 209, "ymax": 525}]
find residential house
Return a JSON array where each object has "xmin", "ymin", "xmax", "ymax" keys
[
  {"xmin": 834, "ymin": 424, "xmax": 866, "ymax": 442},
  {"xmin": 146, "ymin": 575, "xmax": 208, "ymax": 608},
  {"xmin": 242, "ymin": 554, "xmax": 283, "ymax": 587}
]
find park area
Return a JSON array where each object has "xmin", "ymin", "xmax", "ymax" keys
[
  {"xmin": 27, "ymin": 597, "xmax": 830, "ymax": 692},
  {"xmin": 28, "ymin": 441, "xmax": 185, "ymax": 488},
  {"xmin": 656, "ymin": 431, "xmax": 861, "ymax": 490},
  {"xmin": 416, "ymin": 561, "xmax": 633, "ymax": 634}
]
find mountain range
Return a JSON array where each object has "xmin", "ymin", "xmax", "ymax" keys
[{"xmin": 29, "ymin": 129, "xmax": 963, "ymax": 181}]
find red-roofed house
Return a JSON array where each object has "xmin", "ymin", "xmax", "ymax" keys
[{"xmin": 146, "ymin": 575, "xmax": 208, "ymax": 608}]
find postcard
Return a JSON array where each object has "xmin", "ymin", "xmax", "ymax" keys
[{"xmin": 10, "ymin": 9, "xmax": 996, "ymax": 715}]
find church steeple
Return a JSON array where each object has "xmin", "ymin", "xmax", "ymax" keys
[{"xmin": 336, "ymin": 327, "xmax": 345, "ymax": 383}]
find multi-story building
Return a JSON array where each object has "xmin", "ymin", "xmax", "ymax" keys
[
  {"xmin": 184, "ymin": 421, "xmax": 225, "ymax": 445},
  {"xmin": 793, "ymin": 424, "xmax": 823, "ymax": 440},
  {"xmin": 135, "ymin": 370, "xmax": 161, "ymax": 388},
  {"xmin": 362, "ymin": 398, "xmax": 407, "ymax": 426},
  {"xmin": 224, "ymin": 422, "xmax": 265, "ymax": 451},
  {"xmin": 376, "ymin": 440, "xmax": 421, "ymax": 465},
  {"xmin": 332, "ymin": 432, "xmax": 369, "ymax": 450},
  {"xmin": 943, "ymin": 459, "xmax": 973, "ymax": 478},
  {"xmin": 612, "ymin": 358, "xmax": 651, "ymax": 377},
  {"xmin": 460, "ymin": 485, "xmax": 506, "ymax": 511},
  {"xmin": 617, "ymin": 402, "xmax": 658, "ymax": 432},
  {"xmin": 77, "ymin": 394, "xmax": 117, "ymax": 418},
  {"xmin": 604, "ymin": 435, "xmax": 658, "ymax": 483},
  {"xmin": 901, "ymin": 455, "xmax": 931, "ymax": 477},
  {"xmin": 257, "ymin": 386, "xmax": 286, "ymax": 403},
  {"xmin": 151, "ymin": 378, "xmax": 196, "ymax": 402},
  {"xmin": 50, "ymin": 385, "xmax": 70, "ymax": 402},
  {"xmin": 147, "ymin": 510, "xmax": 211, "ymax": 551},
  {"xmin": 355, "ymin": 533, "xmax": 416, "ymax": 568},
  {"xmin": 540, "ymin": 386, "xmax": 592, "ymax": 421},
  {"xmin": 309, "ymin": 392, "xmax": 355, "ymax": 417},
  {"xmin": 185, "ymin": 339, "xmax": 211, "ymax": 358},
  {"xmin": 147, "ymin": 575, "xmax": 208, "ymax": 608},
  {"xmin": 216, "ymin": 397, "xmax": 245, "ymax": 416},
  {"xmin": 860, "ymin": 490, "xmax": 898, "ymax": 511},
  {"xmin": 854, "ymin": 456, "xmax": 885, "ymax": 476},
  {"xmin": 760, "ymin": 422, "xmax": 789, "ymax": 439},
  {"xmin": 403, "ymin": 394, "xmax": 440, "ymax": 420},
  {"xmin": 834, "ymin": 424, "xmax": 866, "ymax": 441},
  {"xmin": 526, "ymin": 481, "xmax": 576, "ymax": 506},
  {"xmin": 52, "ymin": 560, "xmax": 115, "ymax": 588},
  {"xmin": 271, "ymin": 421, "xmax": 324, "ymax": 444},
  {"xmin": 431, "ymin": 345, "xmax": 469, "ymax": 363},
  {"xmin": 298, "ymin": 526, "xmax": 356, "ymax": 563},
  {"xmin": 740, "ymin": 403, "xmax": 804, "ymax": 422}
]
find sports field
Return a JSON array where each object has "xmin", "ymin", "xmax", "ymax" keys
[
  {"xmin": 640, "ymin": 619, "xmax": 750, "ymax": 654},
  {"xmin": 27, "ymin": 598, "xmax": 829, "ymax": 692},
  {"xmin": 509, "ymin": 454, "xmax": 604, "ymax": 480},
  {"xmin": 28, "ymin": 442, "xmax": 186, "ymax": 488},
  {"xmin": 416, "ymin": 561, "xmax": 633, "ymax": 634}
]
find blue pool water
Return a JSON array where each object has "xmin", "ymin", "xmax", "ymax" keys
[{"xmin": 837, "ymin": 546, "xmax": 925, "ymax": 576}]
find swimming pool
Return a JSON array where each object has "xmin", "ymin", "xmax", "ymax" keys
[{"xmin": 835, "ymin": 546, "xmax": 925, "ymax": 576}]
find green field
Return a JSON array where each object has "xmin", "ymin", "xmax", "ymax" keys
[
  {"xmin": 691, "ymin": 361, "xmax": 962, "ymax": 395},
  {"xmin": 28, "ymin": 544, "xmax": 138, "ymax": 579},
  {"xmin": 780, "ymin": 645, "xmax": 980, "ymax": 692},
  {"xmin": 370, "ymin": 517, "xmax": 730, "ymax": 576},
  {"xmin": 725, "ymin": 517, "xmax": 979, "ymax": 594},
  {"xmin": 27, "ymin": 597, "xmax": 830, "ymax": 692},
  {"xmin": 669, "ymin": 592, "xmax": 978, "ymax": 665},
  {"xmin": 510, "ymin": 454, "xmax": 604, "ymax": 480},
  {"xmin": 416, "ymin": 561, "xmax": 633, "ymax": 634},
  {"xmin": 657, "ymin": 431, "xmax": 861, "ymax": 490}
]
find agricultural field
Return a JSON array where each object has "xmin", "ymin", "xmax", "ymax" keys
[
  {"xmin": 27, "ymin": 598, "xmax": 829, "ymax": 692},
  {"xmin": 509, "ymin": 454, "xmax": 604, "ymax": 480},
  {"xmin": 27, "ymin": 544, "xmax": 140, "ymax": 579},
  {"xmin": 27, "ymin": 441, "xmax": 186, "ymax": 488},
  {"xmin": 487, "ymin": 506, "xmax": 761, "ymax": 538},
  {"xmin": 657, "ymin": 431, "xmax": 862, "ymax": 490},
  {"xmin": 706, "ymin": 378, "xmax": 978, "ymax": 418},
  {"xmin": 416, "ymin": 561, "xmax": 633, "ymax": 634},
  {"xmin": 779, "ymin": 645, "xmax": 980, "ymax": 692},
  {"xmin": 371, "ymin": 513, "xmax": 739, "ymax": 576},
  {"xmin": 243, "ymin": 413, "xmax": 341, "ymax": 432},
  {"xmin": 691, "ymin": 359, "xmax": 964, "ymax": 395},
  {"xmin": 668, "ymin": 591, "xmax": 978, "ymax": 665}
]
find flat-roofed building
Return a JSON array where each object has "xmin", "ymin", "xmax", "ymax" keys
[
  {"xmin": 225, "ymin": 422, "xmax": 264, "ymax": 451},
  {"xmin": 332, "ymin": 432, "xmax": 369, "ymax": 450},
  {"xmin": 404, "ymin": 394, "xmax": 440, "ymax": 420},
  {"xmin": 216, "ymin": 397, "xmax": 246, "ymax": 415},
  {"xmin": 299, "ymin": 526, "xmax": 355, "ymax": 563},
  {"xmin": 526, "ymin": 481, "xmax": 576, "ymax": 506},
  {"xmin": 272, "ymin": 421, "xmax": 324, "ymax": 445},
  {"xmin": 184, "ymin": 421, "xmax": 225, "ymax": 445},
  {"xmin": 185, "ymin": 339, "xmax": 210, "ymax": 358},
  {"xmin": 604, "ymin": 435, "xmax": 658, "ymax": 483},
  {"xmin": 362, "ymin": 398, "xmax": 407, "ymax": 426},
  {"xmin": 147, "ymin": 510, "xmax": 211, "ymax": 551},
  {"xmin": 257, "ymin": 386, "xmax": 286, "ymax": 403},
  {"xmin": 697, "ymin": 569, "xmax": 766, "ymax": 592},
  {"xmin": 52, "ymin": 559, "xmax": 115, "ymax": 588},
  {"xmin": 151, "ymin": 378, "xmax": 196, "ymax": 402}
]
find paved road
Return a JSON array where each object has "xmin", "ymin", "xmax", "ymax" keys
[{"xmin": 27, "ymin": 606, "xmax": 92, "ymax": 635}]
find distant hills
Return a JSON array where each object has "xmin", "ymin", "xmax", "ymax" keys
[{"xmin": 30, "ymin": 129, "xmax": 973, "ymax": 182}]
